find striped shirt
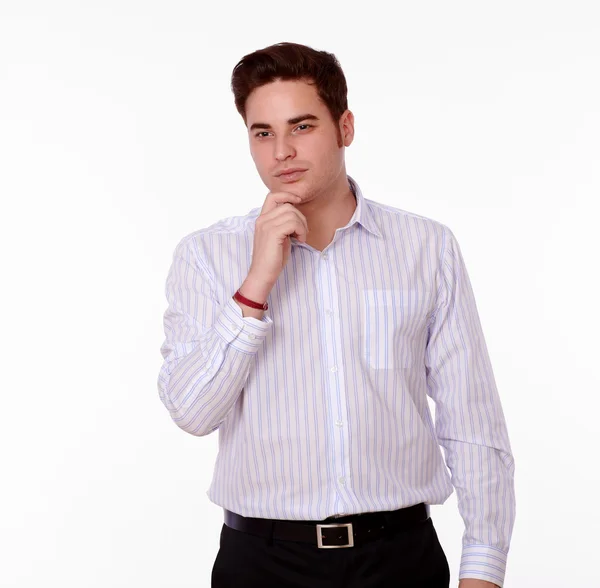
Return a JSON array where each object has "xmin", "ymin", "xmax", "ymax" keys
[{"xmin": 157, "ymin": 175, "xmax": 516, "ymax": 586}]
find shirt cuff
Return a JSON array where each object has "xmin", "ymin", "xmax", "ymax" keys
[
  {"xmin": 214, "ymin": 296, "xmax": 273, "ymax": 352},
  {"xmin": 459, "ymin": 543, "xmax": 508, "ymax": 587}
]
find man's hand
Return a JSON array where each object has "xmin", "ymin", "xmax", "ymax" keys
[{"xmin": 459, "ymin": 580, "xmax": 500, "ymax": 588}]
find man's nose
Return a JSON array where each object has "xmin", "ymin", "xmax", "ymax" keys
[{"xmin": 274, "ymin": 136, "xmax": 296, "ymax": 161}]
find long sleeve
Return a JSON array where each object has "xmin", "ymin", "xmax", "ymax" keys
[
  {"xmin": 157, "ymin": 237, "xmax": 273, "ymax": 436},
  {"xmin": 425, "ymin": 226, "xmax": 516, "ymax": 587}
]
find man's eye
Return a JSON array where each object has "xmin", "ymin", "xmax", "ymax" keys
[{"xmin": 254, "ymin": 124, "xmax": 312, "ymax": 138}]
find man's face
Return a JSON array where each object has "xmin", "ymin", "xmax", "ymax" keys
[{"xmin": 245, "ymin": 78, "xmax": 353, "ymax": 199}]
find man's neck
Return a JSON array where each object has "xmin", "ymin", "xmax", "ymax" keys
[{"xmin": 299, "ymin": 175, "xmax": 357, "ymax": 251}]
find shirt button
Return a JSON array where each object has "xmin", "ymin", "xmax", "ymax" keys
[
  {"xmin": 330, "ymin": 366, "xmax": 338, "ymax": 372},
  {"xmin": 335, "ymin": 420, "xmax": 343, "ymax": 427},
  {"xmin": 326, "ymin": 309, "xmax": 333, "ymax": 317},
  {"xmin": 322, "ymin": 252, "xmax": 328, "ymax": 260},
  {"xmin": 249, "ymin": 333, "xmax": 256, "ymax": 340},
  {"xmin": 338, "ymin": 476, "xmax": 346, "ymax": 485},
  {"xmin": 231, "ymin": 323, "xmax": 237, "ymax": 330}
]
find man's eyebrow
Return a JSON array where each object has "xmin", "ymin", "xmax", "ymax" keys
[{"xmin": 249, "ymin": 114, "xmax": 320, "ymax": 132}]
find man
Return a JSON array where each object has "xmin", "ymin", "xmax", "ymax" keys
[{"xmin": 158, "ymin": 41, "xmax": 516, "ymax": 588}]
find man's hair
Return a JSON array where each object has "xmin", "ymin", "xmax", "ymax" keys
[{"xmin": 230, "ymin": 41, "xmax": 348, "ymax": 143}]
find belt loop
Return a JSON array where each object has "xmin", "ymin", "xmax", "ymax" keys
[{"xmin": 266, "ymin": 520, "xmax": 275, "ymax": 546}]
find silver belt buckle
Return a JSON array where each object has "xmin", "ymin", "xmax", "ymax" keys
[{"xmin": 316, "ymin": 522, "xmax": 354, "ymax": 548}]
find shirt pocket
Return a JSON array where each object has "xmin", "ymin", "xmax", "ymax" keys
[{"xmin": 363, "ymin": 288, "xmax": 428, "ymax": 370}]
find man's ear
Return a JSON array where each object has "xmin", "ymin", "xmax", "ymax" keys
[{"xmin": 339, "ymin": 109, "xmax": 354, "ymax": 148}]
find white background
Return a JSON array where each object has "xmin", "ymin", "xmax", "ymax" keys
[{"xmin": 1, "ymin": 1, "xmax": 598, "ymax": 586}]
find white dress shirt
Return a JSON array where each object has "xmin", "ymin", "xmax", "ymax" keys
[{"xmin": 158, "ymin": 175, "xmax": 516, "ymax": 586}]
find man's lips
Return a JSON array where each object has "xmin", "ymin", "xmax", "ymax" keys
[
  {"xmin": 277, "ymin": 170, "xmax": 306, "ymax": 183},
  {"xmin": 275, "ymin": 167, "xmax": 307, "ymax": 177}
]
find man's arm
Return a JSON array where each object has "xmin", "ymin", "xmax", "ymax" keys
[
  {"xmin": 459, "ymin": 580, "xmax": 500, "ymax": 588},
  {"xmin": 157, "ymin": 236, "xmax": 273, "ymax": 436},
  {"xmin": 425, "ymin": 225, "xmax": 516, "ymax": 587}
]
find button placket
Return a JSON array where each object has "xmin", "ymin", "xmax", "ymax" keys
[{"xmin": 317, "ymin": 244, "xmax": 351, "ymax": 516}]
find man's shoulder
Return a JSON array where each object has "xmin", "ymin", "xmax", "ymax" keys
[
  {"xmin": 173, "ymin": 207, "xmax": 259, "ymax": 256},
  {"xmin": 365, "ymin": 197, "xmax": 451, "ymax": 238}
]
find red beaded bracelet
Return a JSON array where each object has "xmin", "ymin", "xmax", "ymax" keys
[{"xmin": 233, "ymin": 289, "xmax": 269, "ymax": 310}]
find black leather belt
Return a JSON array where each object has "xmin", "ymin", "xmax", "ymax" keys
[{"xmin": 223, "ymin": 503, "xmax": 430, "ymax": 549}]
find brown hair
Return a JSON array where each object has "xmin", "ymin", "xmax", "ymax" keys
[{"xmin": 230, "ymin": 42, "xmax": 348, "ymax": 146}]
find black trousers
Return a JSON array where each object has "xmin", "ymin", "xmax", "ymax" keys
[{"xmin": 211, "ymin": 515, "xmax": 450, "ymax": 588}]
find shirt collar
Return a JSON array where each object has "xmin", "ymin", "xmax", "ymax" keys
[
  {"xmin": 248, "ymin": 174, "xmax": 383, "ymax": 239},
  {"xmin": 347, "ymin": 174, "xmax": 383, "ymax": 238}
]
